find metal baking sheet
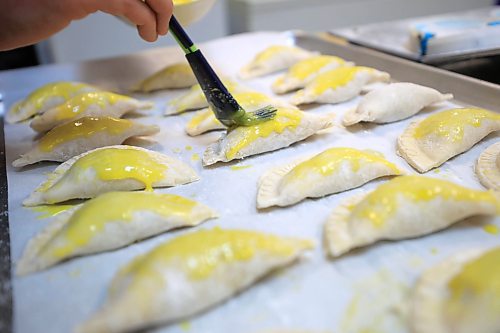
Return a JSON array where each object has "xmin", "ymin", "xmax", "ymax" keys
[{"xmin": 1, "ymin": 31, "xmax": 500, "ymax": 333}]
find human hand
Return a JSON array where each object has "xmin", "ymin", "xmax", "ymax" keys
[{"xmin": 0, "ymin": 0, "xmax": 173, "ymax": 51}]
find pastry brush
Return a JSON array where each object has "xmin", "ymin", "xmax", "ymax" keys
[{"xmin": 168, "ymin": 15, "xmax": 277, "ymax": 127}]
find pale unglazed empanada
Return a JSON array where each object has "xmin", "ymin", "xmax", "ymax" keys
[
  {"xmin": 30, "ymin": 91, "xmax": 153, "ymax": 133},
  {"xmin": 410, "ymin": 247, "xmax": 500, "ymax": 333},
  {"xmin": 476, "ymin": 142, "xmax": 500, "ymax": 190},
  {"xmin": 239, "ymin": 45, "xmax": 317, "ymax": 79},
  {"xmin": 324, "ymin": 175, "xmax": 499, "ymax": 257},
  {"xmin": 272, "ymin": 55, "xmax": 354, "ymax": 94},
  {"xmin": 6, "ymin": 81, "xmax": 98, "ymax": 123},
  {"xmin": 257, "ymin": 147, "xmax": 403, "ymax": 208},
  {"xmin": 16, "ymin": 192, "xmax": 218, "ymax": 275},
  {"xmin": 203, "ymin": 108, "xmax": 334, "ymax": 166},
  {"xmin": 397, "ymin": 108, "xmax": 500, "ymax": 173},
  {"xmin": 291, "ymin": 66, "xmax": 390, "ymax": 106},
  {"xmin": 77, "ymin": 228, "xmax": 313, "ymax": 333},
  {"xmin": 23, "ymin": 145, "xmax": 199, "ymax": 206},
  {"xmin": 13, "ymin": 117, "xmax": 160, "ymax": 167},
  {"xmin": 342, "ymin": 82, "xmax": 453, "ymax": 126},
  {"xmin": 132, "ymin": 63, "xmax": 197, "ymax": 92}
]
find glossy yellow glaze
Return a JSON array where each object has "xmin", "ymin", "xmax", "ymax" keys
[
  {"xmin": 312, "ymin": 66, "xmax": 372, "ymax": 94},
  {"xmin": 53, "ymin": 92, "xmax": 131, "ymax": 121},
  {"xmin": 38, "ymin": 117, "xmax": 133, "ymax": 152},
  {"xmin": 31, "ymin": 204, "xmax": 74, "ymax": 219},
  {"xmin": 230, "ymin": 165, "xmax": 252, "ymax": 171},
  {"xmin": 191, "ymin": 153, "xmax": 200, "ymax": 161},
  {"xmin": 350, "ymin": 176, "xmax": 499, "ymax": 228},
  {"xmin": 255, "ymin": 45, "xmax": 300, "ymax": 62},
  {"xmin": 187, "ymin": 109, "xmax": 220, "ymax": 129},
  {"xmin": 173, "ymin": 0, "xmax": 196, "ymax": 4},
  {"xmin": 289, "ymin": 55, "xmax": 344, "ymax": 80},
  {"xmin": 226, "ymin": 108, "xmax": 303, "ymax": 159},
  {"xmin": 232, "ymin": 91, "xmax": 272, "ymax": 109},
  {"xmin": 483, "ymin": 224, "xmax": 499, "ymax": 235},
  {"xmin": 413, "ymin": 108, "xmax": 500, "ymax": 142},
  {"xmin": 50, "ymin": 192, "xmax": 198, "ymax": 258}
]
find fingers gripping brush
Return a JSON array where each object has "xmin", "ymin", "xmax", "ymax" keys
[{"xmin": 169, "ymin": 16, "xmax": 277, "ymax": 127}]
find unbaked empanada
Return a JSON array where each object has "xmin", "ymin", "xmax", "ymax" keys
[
  {"xmin": 272, "ymin": 55, "xmax": 353, "ymax": 94},
  {"xmin": 476, "ymin": 142, "xmax": 500, "ymax": 190},
  {"xmin": 78, "ymin": 228, "xmax": 313, "ymax": 333},
  {"xmin": 16, "ymin": 192, "xmax": 217, "ymax": 275},
  {"xmin": 397, "ymin": 108, "xmax": 500, "ymax": 173},
  {"xmin": 203, "ymin": 108, "xmax": 334, "ymax": 166},
  {"xmin": 342, "ymin": 82, "xmax": 453, "ymax": 126},
  {"xmin": 257, "ymin": 147, "xmax": 403, "ymax": 208},
  {"xmin": 324, "ymin": 176, "xmax": 499, "ymax": 257},
  {"xmin": 410, "ymin": 247, "xmax": 500, "ymax": 333},
  {"xmin": 239, "ymin": 45, "xmax": 317, "ymax": 79},
  {"xmin": 6, "ymin": 81, "xmax": 98, "ymax": 123},
  {"xmin": 30, "ymin": 91, "xmax": 153, "ymax": 133},
  {"xmin": 291, "ymin": 66, "xmax": 390, "ymax": 105},
  {"xmin": 13, "ymin": 117, "xmax": 159, "ymax": 167},
  {"xmin": 132, "ymin": 63, "xmax": 197, "ymax": 92},
  {"xmin": 23, "ymin": 145, "xmax": 199, "ymax": 206}
]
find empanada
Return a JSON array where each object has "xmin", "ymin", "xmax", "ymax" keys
[
  {"xmin": 30, "ymin": 91, "xmax": 153, "ymax": 133},
  {"xmin": 342, "ymin": 82, "xmax": 453, "ymax": 126},
  {"xmin": 240, "ymin": 45, "xmax": 317, "ymax": 79},
  {"xmin": 410, "ymin": 247, "xmax": 500, "ymax": 333},
  {"xmin": 397, "ymin": 108, "xmax": 500, "ymax": 173},
  {"xmin": 16, "ymin": 192, "xmax": 217, "ymax": 275},
  {"xmin": 272, "ymin": 55, "xmax": 353, "ymax": 94},
  {"xmin": 6, "ymin": 81, "xmax": 98, "ymax": 123},
  {"xmin": 23, "ymin": 145, "xmax": 199, "ymax": 206},
  {"xmin": 78, "ymin": 228, "xmax": 313, "ymax": 333},
  {"xmin": 13, "ymin": 117, "xmax": 160, "ymax": 167},
  {"xmin": 476, "ymin": 142, "xmax": 500, "ymax": 191},
  {"xmin": 203, "ymin": 108, "xmax": 334, "ymax": 166},
  {"xmin": 291, "ymin": 66, "xmax": 390, "ymax": 105},
  {"xmin": 132, "ymin": 63, "xmax": 197, "ymax": 92},
  {"xmin": 257, "ymin": 147, "xmax": 403, "ymax": 208},
  {"xmin": 324, "ymin": 176, "xmax": 499, "ymax": 257}
]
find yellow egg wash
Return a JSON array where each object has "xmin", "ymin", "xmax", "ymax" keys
[
  {"xmin": 414, "ymin": 108, "xmax": 500, "ymax": 142},
  {"xmin": 230, "ymin": 165, "xmax": 252, "ymax": 171},
  {"xmin": 233, "ymin": 91, "xmax": 271, "ymax": 109},
  {"xmin": 53, "ymin": 92, "xmax": 131, "ymax": 121},
  {"xmin": 187, "ymin": 109, "xmax": 221, "ymax": 129},
  {"xmin": 225, "ymin": 108, "xmax": 303, "ymax": 159},
  {"xmin": 312, "ymin": 67, "xmax": 371, "ymax": 94},
  {"xmin": 173, "ymin": 0, "xmax": 197, "ymax": 4},
  {"xmin": 38, "ymin": 117, "xmax": 133, "ymax": 152},
  {"xmin": 31, "ymin": 204, "xmax": 74, "ymax": 219},
  {"xmin": 49, "ymin": 192, "xmax": 197, "ymax": 258},
  {"xmin": 350, "ymin": 176, "xmax": 499, "ymax": 228},
  {"xmin": 289, "ymin": 55, "xmax": 343, "ymax": 80},
  {"xmin": 191, "ymin": 153, "xmax": 200, "ymax": 161},
  {"xmin": 255, "ymin": 45, "xmax": 296, "ymax": 62},
  {"xmin": 483, "ymin": 224, "xmax": 499, "ymax": 235}
]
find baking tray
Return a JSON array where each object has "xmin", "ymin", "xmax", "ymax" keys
[{"xmin": 1, "ymin": 31, "xmax": 499, "ymax": 333}]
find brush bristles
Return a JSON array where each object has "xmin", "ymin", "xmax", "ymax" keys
[{"xmin": 252, "ymin": 106, "xmax": 277, "ymax": 120}]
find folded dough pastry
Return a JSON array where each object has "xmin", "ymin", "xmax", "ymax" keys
[
  {"xmin": 272, "ymin": 55, "xmax": 354, "ymax": 94},
  {"xmin": 342, "ymin": 82, "xmax": 453, "ymax": 126},
  {"xmin": 410, "ymin": 247, "xmax": 500, "ymax": 333},
  {"xmin": 240, "ymin": 45, "xmax": 317, "ymax": 79},
  {"xmin": 30, "ymin": 91, "xmax": 153, "ymax": 132},
  {"xmin": 131, "ymin": 63, "xmax": 197, "ymax": 92},
  {"xmin": 13, "ymin": 117, "xmax": 160, "ymax": 167},
  {"xmin": 476, "ymin": 142, "xmax": 500, "ymax": 191},
  {"xmin": 16, "ymin": 192, "xmax": 217, "ymax": 275},
  {"xmin": 291, "ymin": 66, "xmax": 390, "ymax": 105},
  {"xmin": 6, "ymin": 81, "xmax": 98, "ymax": 123},
  {"xmin": 324, "ymin": 175, "xmax": 499, "ymax": 257},
  {"xmin": 257, "ymin": 147, "xmax": 403, "ymax": 208},
  {"xmin": 203, "ymin": 108, "xmax": 334, "ymax": 166},
  {"xmin": 23, "ymin": 145, "xmax": 199, "ymax": 206},
  {"xmin": 78, "ymin": 228, "xmax": 313, "ymax": 333},
  {"xmin": 397, "ymin": 108, "xmax": 500, "ymax": 173}
]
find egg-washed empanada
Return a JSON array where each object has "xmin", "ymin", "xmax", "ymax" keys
[
  {"xmin": 77, "ymin": 228, "xmax": 313, "ymax": 333},
  {"xmin": 131, "ymin": 63, "xmax": 197, "ymax": 92},
  {"xmin": 476, "ymin": 142, "xmax": 500, "ymax": 191},
  {"xmin": 257, "ymin": 147, "xmax": 403, "ymax": 208},
  {"xmin": 239, "ymin": 45, "xmax": 317, "ymax": 80},
  {"xmin": 410, "ymin": 247, "xmax": 500, "ymax": 333},
  {"xmin": 16, "ymin": 192, "xmax": 217, "ymax": 275},
  {"xmin": 6, "ymin": 81, "xmax": 98, "ymax": 124},
  {"xmin": 397, "ymin": 108, "xmax": 500, "ymax": 173},
  {"xmin": 342, "ymin": 82, "xmax": 453, "ymax": 126},
  {"xmin": 185, "ymin": 91, "xmax": 296, "ymax": 136},
  {"xmin": 291, "ymin": 66, "xmax": 390, "ymax": 106},
  {"xmin": 324, "ymin": 175, "xmax": 499, "ymax": 257},
  {"xmin": 203, "ymin": 108, "xmax": 334, "ymax": 166},
  {"xmin": 272, "ymin": 55, "xmax": 354, "ymax": 94},
  {"xmin": 30, "ymin": 91, "xmax": 153, "ymax": 133},
  {"xmin": 13, "ymin": 117, "xmax": 160, "ymax": 168},
  {"xmin": 23, "ymin": 145, "xmax": 199, "ymax": 206}
]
